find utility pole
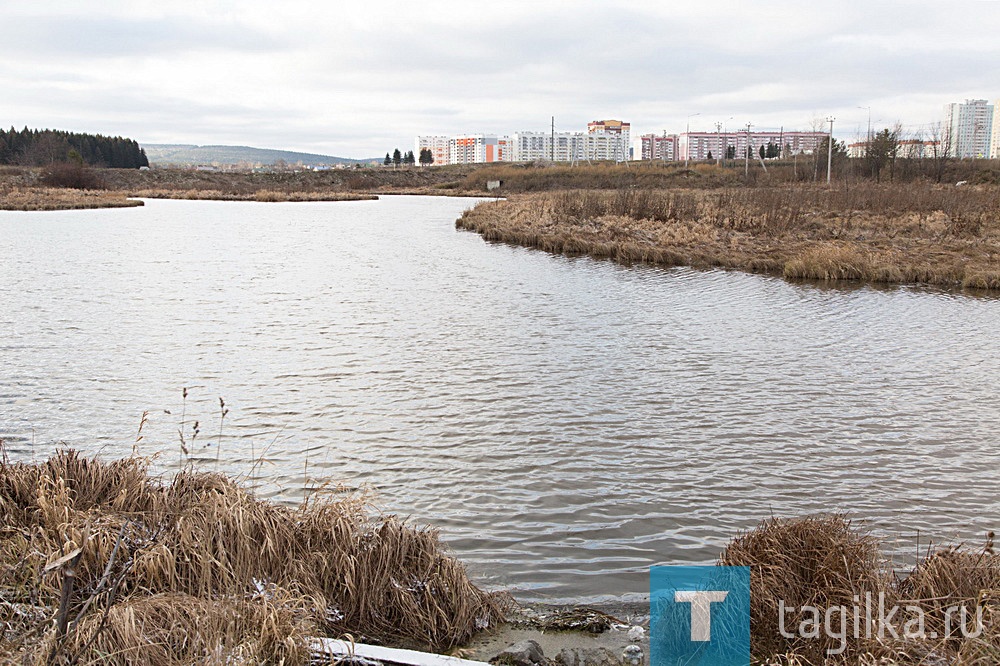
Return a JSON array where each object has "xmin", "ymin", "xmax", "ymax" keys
[
  {"xmin": 551, "ymin": 116, "xmax": 555, "ymax": 162},
  {"xmin": 715, "ymin": 122, "xmax": 722, "ymax": 166},
  {"xmin": 826, "ymin": 116, "xmax": 836, "ymax": 184}
]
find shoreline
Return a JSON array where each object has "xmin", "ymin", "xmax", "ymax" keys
[
  {"xmin": 0, "ymin": 186, "xmax": 145, "ymax": 211},
  {"xmin": 456, "ymin": 186, "xmax": 1000, "ymax": 292}
]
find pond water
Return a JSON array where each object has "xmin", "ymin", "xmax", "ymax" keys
[{"xmin": 2, "ymin": 196, "xmax": 998, "ymax": 603}]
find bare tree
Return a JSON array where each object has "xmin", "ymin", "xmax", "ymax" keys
[{"xmin": 926, "ymin": 121, "xmax": 952, "ymax": 183}]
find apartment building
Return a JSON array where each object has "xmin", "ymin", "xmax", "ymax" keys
[
  {"xmin": 448, "ymin": 135, "xmax": 511, "ymax": 164},
  {"xmin": 944, "ymin": 99, "xmax": 994, "ymax": 158},
  {"xmin": 510, "ymin": 131, "xmax": 584, "ymax": 162},
  {"xmin": 992, "ymin": 99, "xmax": 1000, "ymax": 159},
  {"xmin": 847, "ymin": 139, "xmax": 941, "ymax": 159},
  {"xmin": 635, "ymin": 134, "xmax": 679, "ymax": 160},
  {"xmin": 415, "ymin": 135, "xmax": 450, "ymax": 165},
  {"xmin": 679, "ymin": 130, "xmax": 828, "ymax": 161},
  {"xmin": 415, "ymin": 118, "xmax": 632, "ymax": 164},
  {"xmin": 587, "ymin": 119, "xmax": 631, "ymax": 162}
]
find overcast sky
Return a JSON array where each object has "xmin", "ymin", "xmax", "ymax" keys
[{"xmin": 4, "ymin": 0, "xmax": 1000, "ymax": 158}]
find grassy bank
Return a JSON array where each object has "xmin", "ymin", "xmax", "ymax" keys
[
  {"xmin": 0, "ymin": 165, "xmax": 481, "ymax": 210},
  {"xmin": 458, "ymin": 159, "xmax": 1000, "ymax": 193},
  {"xmin": 0, "ymin": 186, "xmax": 143, "ymax": 211},
  {"xmin": 457, "ymin": 184, "xmax": 1000, "ymax": 291},
  {"xmin": 0, "ymin": 450, "xmax": 506, "ymax": 664}
]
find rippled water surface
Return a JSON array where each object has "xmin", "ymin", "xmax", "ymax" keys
[{"xmin": 2, "ymin": 196, "xmax": 999, "ymax": 602}]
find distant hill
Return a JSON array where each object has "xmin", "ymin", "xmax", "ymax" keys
[{"xmin": 142, "ymin": 144, "xmax": 376, "ymax": 167}]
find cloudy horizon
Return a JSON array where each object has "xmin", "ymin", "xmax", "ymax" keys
[{"xmin": 4, "ymin": 0, "xmax": 1000, "ymax": 158}]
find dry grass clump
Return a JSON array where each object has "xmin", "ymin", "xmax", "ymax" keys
[
  {"xmin": 720, "ymin": 515, "xmax": 1000, "ymax": 664},
  {"xmin": 0, "ymin": 186, "xmax": 143, "ymax": 211},
  {"xmin": 721, "ymin": 516, "xmax": 888, "ymax": 662},
  {"xmin": 0, "ymin": 450, "xmax": 505, "ymax": 665},
  {"xmin": 457, "ymin": 183, "xmax": 1000, "ymax": 291},
  {"xmin": 897, "ymin": 546, "xmax": 1000, "ymax": 662}
]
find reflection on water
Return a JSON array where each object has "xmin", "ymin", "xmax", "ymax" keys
[{"xmin": 1, "ymin": 196, "xmax": 999, "ymax": 603}]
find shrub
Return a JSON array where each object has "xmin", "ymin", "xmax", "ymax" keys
[{"xmin": 40, "ymin": 162, "xmax": 106, "ymax": 190}]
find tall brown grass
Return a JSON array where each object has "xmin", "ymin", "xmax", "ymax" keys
[
  {"xmin": 457, "ymin": 183, "xmax": 1000, "ymax": 291},
  {"xmin": 0, "ymin": 187, "xmax": 144, "ymax": 211},
  {"xmin": 721, "ymin": 516, "xmax": 1000, "ymax": 664},
  {"xmin": 459, "ymin": 159, "xmax": 1000, "ymax": 193},
  {"xmin": 0, "ymin": 450, "xmax": 506, "ymax": 664}
]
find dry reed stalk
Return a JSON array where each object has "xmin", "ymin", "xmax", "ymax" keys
[{"xmin": 0, "ymin": 450, "xmax": 506, "ymax": 665}]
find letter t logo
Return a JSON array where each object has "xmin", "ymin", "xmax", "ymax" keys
[{"xmin": 674, "ymin": 591, "xmax": 729, "ymax": 641}]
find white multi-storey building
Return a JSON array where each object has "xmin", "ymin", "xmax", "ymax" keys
[
  {"xmin": 448, "ymin": 135, "xmax": 511, "ymax": 164},
  {"xmin": 415, "ymin": 136, "xmax": 449, "ymax": 165},
  {"xmin": 510, "ymin": 132, "xmax": 584, "ymax": 162},
  {"xmin": 679, "ymin": 130, "xmax": 828, "ymax": 161},
  {"xmin": 944, "ymin": 99, "xmax": 994, "ymax": 158},
  {"xmin": 991, "ymin": 99, "xmax": 1000, "ymax": 159},
  {"xmin": 416, "ymin": 118, "xmax": 631, "ymax": 164},
  {"xmin": 635, "ymin": 134, "xmax": 679, "ymax": 160},
  {"xmin": 586, "ymin": 120, "xmax": 630, "ymax": 162}
]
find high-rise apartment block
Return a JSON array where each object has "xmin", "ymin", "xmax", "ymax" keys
[
  {"xmin": 679, "ymin": 130, "xmax": 828, "ymax": 161},
  {"xmin": 587, "ymin": 120, "xmax": 631, "ymax": 161},
  {"xmin": 944, "ymin": 99, "xmax": 994, "ymax": 158},
  {"xmin": 992, "ymin": 99, "xmax": 1000, "ymax": 159},
  {"xmin": 415, "ymin": 136, "xmax": 450, "ymax": 166}
]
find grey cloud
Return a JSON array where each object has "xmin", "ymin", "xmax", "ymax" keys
[{"xmin": 1, "ymin": 15, "xmax": 286, "ymax": 59}]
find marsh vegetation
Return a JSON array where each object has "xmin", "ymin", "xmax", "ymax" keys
[
  {"xmin": 0, "ymin": 450, "xmax": 506, "ymax": 664},
  {"xmin": 458, "ymin": 183, "xmax": 1000, "ymax": 291}
]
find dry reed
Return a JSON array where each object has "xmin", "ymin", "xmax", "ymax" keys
[
  {"xmin": 0, "ymin": 450, "xmax": 506, "ymax": 665},
  {"xmin": 721, "ymin": 515, "xmax": 888, "ymax": 662},
  {"xmin": 0, "ymin": 187, "xmax": 144, "ymax": 211},
  {"xmin": 457, "ymin": 184, "xmax": 1000, "ymax": 291},
  {"xmin": 721, "ymin": 515, "xmax": 1000, "ymax": 664}
]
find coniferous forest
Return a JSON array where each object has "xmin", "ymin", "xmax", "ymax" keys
[{"xmin": 0, "ymin": 127, "xmax": 148, "ymax": 168}]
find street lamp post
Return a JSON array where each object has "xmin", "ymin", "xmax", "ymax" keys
[
  {"xmin": 827, "ymin": 116, "xmax": 836, "ymax": 184},
  {"xmin": 744, "ymin": 123, "xmax": 753, "ymax": 176},
  {"xmin": 685, "ymin": 112, "xmax": 700, "ymax": 168},
  {"xmin": 719, "ymin": 116, "xmax": 734, "ymax": 166}
]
